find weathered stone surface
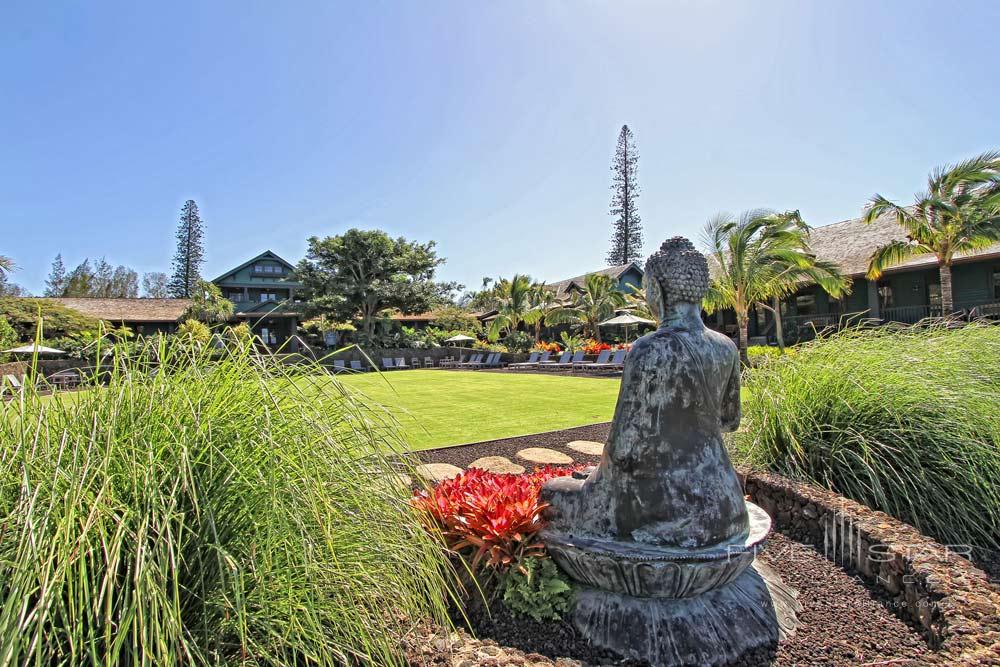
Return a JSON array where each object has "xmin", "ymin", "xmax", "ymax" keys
[
  {"xmin": 515, "ymin": 448, "xmax": 573, "ymax": 465},
  {"xmin": 414, "ymin": 463, "xmax": 463, "ymax": 483},
  {"xmin": 468, "ymin": 456, "xmax": 526, "ymax": 474},
  {"xmin": 539, "ymin": 237, "xmax": 798, "ymax": 666},
  {"xmin": 564, "ymin": 440, "xmax": 604, "ymax": 456}
]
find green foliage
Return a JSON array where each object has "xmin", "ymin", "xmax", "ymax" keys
[
  {"xmin": 183, "ymin": 279, "xmax": 235, "ymax": 323},
  {"xmin": 0, "ymin": 316, "xmax": 16, "ymax": 362},
  {"xmin": 297, "ymin": 229, "xmax": 459, "ymax": 343},
  {"xmin": 0, "ymin": 338, "xmax": 454, "ymax": 664},
  {"xmin": 176, "ymin": 318, "xmax": 211, "ymax": 345},
  {"xmin": 558, "ymin": 273, "xmax": 628, "ymax": 342},
  {"xmin": 735, "ymin": 322, "xmax": 1000, "ymax": 549},
  {"xmin": 487, "ymin": 274, "xmax": 538, "ymax": 341},
  {"xmin": 501, "ymin": 557, "xmax": 573, "ymax": 622},
  {"xmin": 746, "ymin": 345, "xmax": 796, "ymax": 365},
  {"xmin": 502, "ymin": 331, "xmax": 533, "ymax": 353},
  {"xmin": 558, "ymin": 332, "xmax": 585, "ymax": 353},
  {"xmin": 0, "ymin": 297, "xmax": 101, "ymax": 340},
  {"xmin": 169, "ymin": 199, "xmax": 206, "ymax": 298},
  {"xmin": 473, "ymin": 339, "xmax": 507, "ymax": 352},
  {"xmin": 429, "ymin": 306, "xmax": 483, "ymax": 333}
]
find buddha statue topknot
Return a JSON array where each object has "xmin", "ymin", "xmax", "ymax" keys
[{"xmin": 540, "ymin": 236, "xmax": 799, "ymax": 666}]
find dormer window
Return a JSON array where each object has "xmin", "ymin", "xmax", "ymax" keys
[{"xmin": 253, "ymin": 263, "xmax": 285, "ymax": 276}]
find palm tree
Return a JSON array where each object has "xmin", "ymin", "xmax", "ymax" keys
[
  {"xmin": 864, "ymin": 151, "xmax": 1000, "ymax": 314},
  {"xmin": 560, "ymin": 273, "xmax": 628, "ymax": 342},
  {"xmin": 487, "ymin": 274, "xmax": 539, "ymax": 341},
  {"xmin": 526, "ymin": 284, "xmax": 575, "ymax": 343},
  {"xmin": 0, "ymin": 255, "xmax": 15, "ymax": 278},
  {"xmin": 702, "ymin": 209, "xmax": 850, "ymax": 365}
]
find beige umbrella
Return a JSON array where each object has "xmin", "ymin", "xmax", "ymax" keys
[
  {"xmin": 3, "ymin": 344, "xmax": 67, "ymax": 355},
  {"xmin": 599, "ymin": 313, "xmax": 655, "ymax": 343}
]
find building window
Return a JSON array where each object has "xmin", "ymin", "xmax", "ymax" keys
[
  {"xmin": 795, "ymin": 294, "xmax": 816, "ymax": 316},
  {"xmin": 259, "ymin": 292, "xmax": 277, "ymax": 302},
  {"xmin": 228, "ymin": 291, "xmax": 244, "ymax": 302},
  {"xmin": 928, "ymin": 282, "xmax": 941, "ymax": 308}
]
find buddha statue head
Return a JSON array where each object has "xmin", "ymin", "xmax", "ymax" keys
[{"xmin": 644, "ymin": 237, "xmax": 710, "ymax": 323}]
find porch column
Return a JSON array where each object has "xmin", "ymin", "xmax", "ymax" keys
[{"xmin": 866, "ymin": 280, "xmax": 880, "ymax": 319}]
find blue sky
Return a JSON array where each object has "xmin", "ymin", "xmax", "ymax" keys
[{"xmin": 3, "ymin": 1, "xmax": 998, "ymax": 295}]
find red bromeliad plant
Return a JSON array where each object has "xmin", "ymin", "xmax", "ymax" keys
[
  {"xmin": 582, "ymin": 339, "xmax": 612, "ymax": 355},
  {"xmin": 412, "ymin": 465, "xmax": 585, "ymax": 573}
]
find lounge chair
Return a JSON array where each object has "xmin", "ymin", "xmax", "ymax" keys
[
  {"xmin": 381, "ymin": 358, "xmax": 396, "ymax": 371},
  {"xmin": 591, "ymin": 349, "xmax": 626, "ymax": 371},
  {"xmin": 410, "ymin": 357, "xmax": 421, "ymax": 369},
  {"xmin": 574, "ymin": 349, "xmax": 611, "ymax": 370},
  {"xmin": 423, "ymin": 356, "xmax": 434, "ymax": 368},
  {"xmin": 550, "ymin": 351, "xmax": 585, "ymax": 370},
  {"xmin": 459, "ymin": 354, "xmax": 484, "ymax": 368},
  {"xmin": 350, "ymin": 360, "xmax": 365, "ymax": 371},
  {"xmin": 539, "ymin": 351, "xmax": 572, "ymax": 370},
  {"xmin": 484, "ymin": 353, "xmax": 504, "ymax": 368},
  {"xmin": 332, "ymin": 359, "xmax": 347, "ymax": 373},
  {"xmin": 394, "ymin": 357, "xmax": 410, "ymax": 370},
  {"xmin": 508, "ymin": 352, "xmax": 540, "ymax": 370}
]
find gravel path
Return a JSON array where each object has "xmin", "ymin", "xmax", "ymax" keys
[{"xmin": 418, "ymin": 424, "xmax": 936, "ymax": 666}]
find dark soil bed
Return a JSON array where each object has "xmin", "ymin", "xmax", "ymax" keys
[{"xmin": 419, "ymin": 425, "xmax": 943, "ymax": 665}]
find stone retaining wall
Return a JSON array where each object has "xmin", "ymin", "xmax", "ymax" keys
[
  {"xmin": 0, "ymin": 359, "xmax": 89, "ymax": 377},
  {"xmin": 741, "ymin": 469, "xmax": 1000, "ymax": 664}
]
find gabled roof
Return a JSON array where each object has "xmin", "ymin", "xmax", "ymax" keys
[
  {"xmin": 41, "ymin": 298, "xmax": 191, "ymax": 323},
  {"xmin": 806, "ymin": 211, "xmax": 1000, "ymax": 278},
  {"xmin": 548, "ymin": 262, "xmax": 644, "ymax": 297},
  {"xmin": 212, "ymin": 250, "xmax": 299, "ymax": 284}
]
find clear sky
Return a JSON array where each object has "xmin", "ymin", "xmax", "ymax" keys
[{"xmin": 3, "ymin": 1, "xmax": 999, "ymax": 296}]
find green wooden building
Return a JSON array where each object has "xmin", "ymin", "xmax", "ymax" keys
[{"xmin": 211, "ymin": 250, "xmax": 303, "ymax": 350}]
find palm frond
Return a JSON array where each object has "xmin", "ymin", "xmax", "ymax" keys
[{"xmin": 866, "ymin": 240, "xmax": 931, "ymax": 279}]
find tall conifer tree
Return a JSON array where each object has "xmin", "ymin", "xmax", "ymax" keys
[
  {"xmin": 606, "ymin": 125, "xmax": 643, "ymax": 265},
  {"xmin": 44, "ymin": 254, "xmax": 67, "ymax": 296},
  {"xmin": 168, "ymin": 200, "xmax": 205, "ymax": 298}
]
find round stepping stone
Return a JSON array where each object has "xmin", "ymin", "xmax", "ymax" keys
[
  {"xmin": 566, "ymin": 440, "xmax": 605, "ymax": 456},
  {"xmin": 515, "ymin": 447, "xmax": 573, "ymax": 465},
  {"xmin": 468, "ymin": 456, "xmax": 526, "ymax": 475},
  {"xmin": 414, "ymin": 463, "xmax": 463, "ymax": 483}
]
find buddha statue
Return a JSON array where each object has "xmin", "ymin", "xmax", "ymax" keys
[{"xmin": 539, "ymin": 237, "xmax": 798, "ymax": 666}]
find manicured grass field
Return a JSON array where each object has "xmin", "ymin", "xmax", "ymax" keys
[{"xmin": 338, "ymin": 370, "xmax": 621, "ymax": 450}]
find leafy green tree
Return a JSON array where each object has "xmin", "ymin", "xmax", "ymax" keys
[
  {"xmin": 183, "ymin": 280, "xmax": 235, "ymax": 323},
  {"xmin": 487, "ymin": 274, "xmax": 540, "ymax": 341},
  {"xmin": 864, "ymin": 151, "xmax": 1000, "ymax": 313},
  {"xmin": 297, "ymin": 229, "xmax": 458, "ymax": 343},
  {"xmin": 607, "ymin": 124, "xmax": 643, "ymax": 265},
  {"xmin": 429, "ymin": 306, "xmax": 483, "ymax": 333},
  {"xmin": 64, "ymin": 259, "xmax": 95, "ymax": 297},
  {"xmin": 168, "ymin": 200, "xmax": 205, "ymax": 298},
  {"xmin": 558, "ymin": 273, "xmax": 627, "ymax": 342},
  {"xmin": 44, "ymin": 255, "xmax": 67, "ymax": 296},
  {"xmin": 142, "ymin": 272, "xmax": 170, "ymax": 298},
  {"xmin": 702, "ymin": 209, "xmax": 849, "ymax": 364},
  {"xmin": 527, "ymin": 284, "xmax": 575, "ymax": 343}
]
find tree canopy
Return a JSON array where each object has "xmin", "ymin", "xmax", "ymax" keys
[
  {"xmin": 168, "ymin": 200, "xmax": 205, "ymax": 298},
  {"xmin": 296, "ymin": 229, "xmax": 458, "ymax": 343}
]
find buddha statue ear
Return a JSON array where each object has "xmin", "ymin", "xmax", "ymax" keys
[{"xmin": 645, "ymin": 278, "xmax": 665, "ymax": 324}]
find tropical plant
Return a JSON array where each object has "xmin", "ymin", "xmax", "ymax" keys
[
  {"xmin": 558, "ymin": 273, "xmax": 628, "ymax": 342},
  {"xmin": 0, "ymin": 254, "xmax": 13, "ymax": 277},
  {"xmin": 487, "ymin": 274, "xmax": 540, "ymax": 341},
  {"xmin": 502, "ymin": 330, "xmax": 533, "ymax": 353},
  {"xmin": 864, "ymin": 151, "xmax": 1000, "ymax": 313},
  {"xmin": 0, "ymin": 316, "xmax": 16, "ymax": 362},
  {"xmin": 0, "ymin": 336, "xmax": 454, "ymax": 664},
  {"xmin": 184, "ymin": 279, "xmax": 235, "ymax": 323},
  {"xmin": 558, "ymin": 332, "xmax": 585, "ymax": 353},
  {"xmin": 176, "ymin": 318, "xmax": 211, "ymax": 345},
  {"xmin": 523, "ymin": 284, "xmax": 572, "ymax": 343},
  {"xmin": 735, "ymin": 321, "xmax": 1000, "ymax": 550},
  {"xmin": 624, "ymin": 282, "xmax": 653, "ymax": 320},
  {"xmin": 412, "ymin": 466, "xmax": 584, "ymax": 575},
  {"xmin": 501, "ymin": 557, "xmax": 573, "ymax": 622},
  {"xmin": 702, "ymin": 210, "xmax": 849, "ymax": 364}
]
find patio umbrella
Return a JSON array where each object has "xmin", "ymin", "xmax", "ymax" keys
[
  {"xmin": 443, "ymin": 334, "xmax": 476, "ymax": 345},
  {"xmin": 3, "ymin": 344, "xmax": 67, "ymax": 355},
  {"xmin": 598, "ymin": 313, "xmax": 656, "ymax": 343}
]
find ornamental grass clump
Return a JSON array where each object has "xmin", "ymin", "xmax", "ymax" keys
[
  {"xmin": 0, "ymin": 336, "xmax": 453, "ymax": 665},
  {"xmin": 736, "ymin": 320, "xmax": 1000, "ymax": 550}
]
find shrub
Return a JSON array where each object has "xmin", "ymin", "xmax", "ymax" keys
[
  {"xmin": 582, "ymin": 339, "xmax": 611, "ymax": 355},
  {"xmin": 532, "ymin": 340, "xmax": 561, "ymax": 353},
  {"xmin": 0, "ymin": 315, "xmax": 16, "ymax": 362},
  {"xmin": 176, "ymin": 317, "xmax": 211, "ymax": 345},
  {"xmin": 429, "ymin": 306, "xmax": 483, "ymax": 334},
  {"xmin": 412, "ymin": 466, "xmax": 584, "ymax": 573},
  {"xmin": 0, "ymin": 296, "xmax": 101, "ymax": 340},
  {"xmin": 736, "ymin": 321, "xmax": 1000, "ymax": 549},
  {"xmin": 746, "ymin": 345, "xmax": 796, "ymax": 365},
  {"xmin": 501, "ymin": 557, "xmax": 573, "ymax": 622},
  {"xmin": 0, "ymin": 340, "xmax": 453, "ymax": 664},
  {"xmin": 558, "ymin": 332, "xmax": 585, "ymax": 353},
  {"xmin": 502, "ymin": 331, "xmax": 533, "ymax": 353},
  {"xmin": 473, "ymin": 339, "xmax": 507, "ymax": 352}
]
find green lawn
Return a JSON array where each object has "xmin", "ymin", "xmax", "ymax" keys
[{"xmin": 338, "ymin": 370, "xmax": 621, "ymax": 450}]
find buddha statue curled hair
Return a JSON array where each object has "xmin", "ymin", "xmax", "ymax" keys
[{"xmin": 644, "ymin": 237, "xmax": 710, "ymax": 311}]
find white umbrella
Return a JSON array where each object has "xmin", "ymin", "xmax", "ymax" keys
[
  {"xmin": 599, "ymin": 313, "xmax": 656, "ymax": 343},
  {"xmin": 443, "ymin": 334, "xmax": 476, "ymax": 344},
  {"xmin": 3, "ymin": 344, "xmax": 67, "ymax": 355}
]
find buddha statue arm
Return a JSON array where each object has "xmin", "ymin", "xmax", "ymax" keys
[{"xmin": 720, "ymin": 352, "xmax": 741, "ymax": 432}]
